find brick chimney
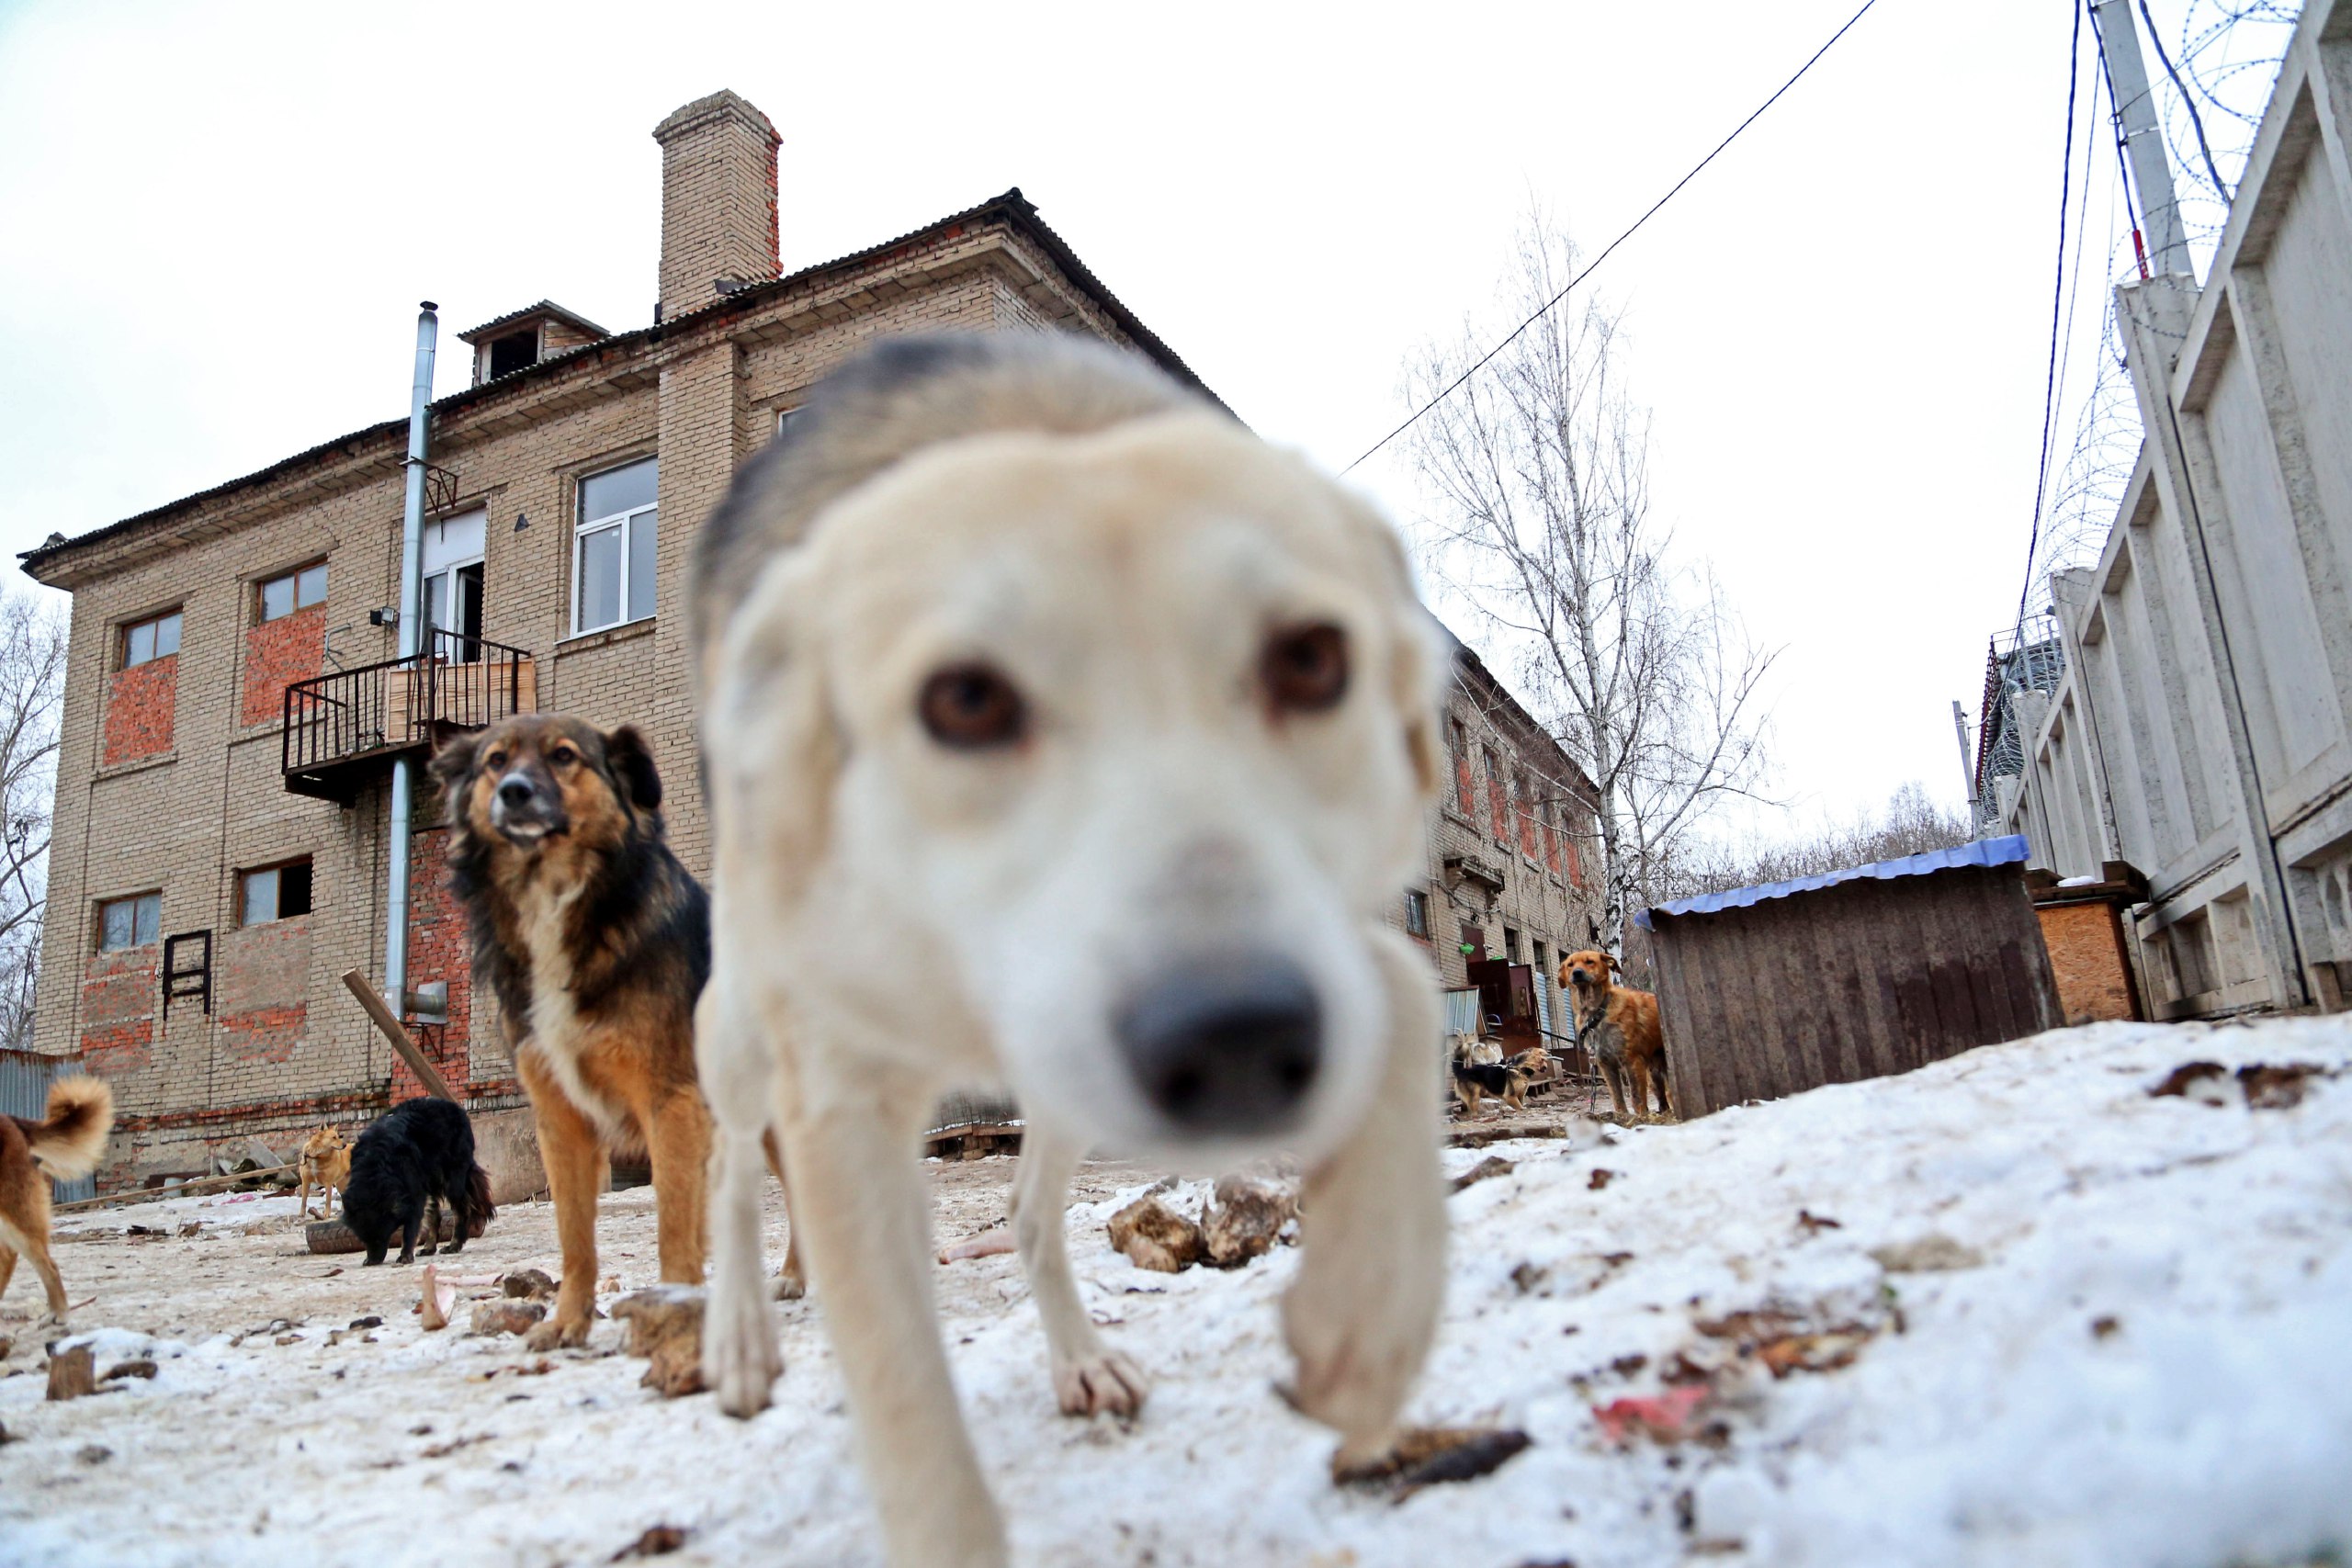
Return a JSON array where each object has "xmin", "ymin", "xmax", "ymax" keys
[{"xmin": 652, "ymin": 90, "xmax": 781, "ymax": 322}]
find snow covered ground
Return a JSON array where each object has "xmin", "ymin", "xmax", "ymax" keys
[{"xmin": 5, "ymin": 1016, "xmax": 2349, "ymax": 1568}]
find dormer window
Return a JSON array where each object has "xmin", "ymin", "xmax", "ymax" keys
[
  {"xmin": 457, "ymin": 301, "xmax": 611, "ymax": 388},
  {"xmin": 486, "ymin": 328, "xmax": 540, "ymax": 380}
]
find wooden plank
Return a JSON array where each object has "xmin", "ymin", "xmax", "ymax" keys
[
  {"xmin": 342, "ymin": 969, "xmax": 458, "ymax": 1102},
  {"xmin": 1649, "ymin": 920, "xmax": 1713, "ymax": 1118}
]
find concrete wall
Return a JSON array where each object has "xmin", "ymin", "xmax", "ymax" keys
[{"xmin": 2002, "ymin": 0, "xmax": 2352, "ymax": 1018}]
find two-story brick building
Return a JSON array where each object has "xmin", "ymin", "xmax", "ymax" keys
[{"xmin": 24, "ymin": 90, "xmax": 1600, "ymax": 1186}]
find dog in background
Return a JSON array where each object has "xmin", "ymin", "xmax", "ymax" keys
[
  {"xmin": 0, "ymin": 1077, "xmax": 112, "ymax": 1326},
  {"xmin": 1449, "ymin": 1038, "xmax": 1528, "ymax": 1116},
  {"xmin": 1505, "ymin": 1043, "xmax": 1555, "ymax": 1085},
  {"xmin": 340, "ymin": 1099, "xmax": 493, "ymax": 1266},
  {"xmin": 431, "ymin": 715, "xmax": 800, "ymax": 1351},
  {"xmin": 694, "ymin": 333, "xmax": 1451, "ymax": 1567},
  {"xmin": 1560, "ymin": 949, "xmax": 1672, "ymax": 1122},
  {"xmin": 295, "ymin": 1124, "xmax": 350, "ymax": 1220}
]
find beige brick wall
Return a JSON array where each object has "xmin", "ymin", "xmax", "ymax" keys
[{"xmin": 654, "ymin": 91, "xmax": 780, "ymax": 323}]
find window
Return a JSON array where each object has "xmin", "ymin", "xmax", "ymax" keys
[
  {"xmin": 421, "ymin": 509, "xmax": 486, "ymax": 662},
  {"xmin": 1450, "ymin": 719, "xmax": 1475, "ymax": 816},
  {"xmin": 259, "ymin": 562, "xmax": 327, "ymax": 623},
  {"xmin": 1404, "ymin": 889, "xmax": 1431, "ymax": 939},
  {"xmin": 487, "ymin": 328, "xmax": 539, "ymax": 380},
  {"xmin": 122, "ymin": 610, "xmax": 182, "ymax": 669},
  {"xmin": 1485, "ymin": 746, "xmax": 1508, "ymax": 841},
  {"xmin": 775, "ymin": 407, "xmax": 800, "ymax": 435},
  {"xmin": 98, "ymin": 892, "xmax": 161, "ymax": 951},
  {"xmin": 239, "ymin": 859, "xmax": 313, "ymax": 926},
  {"xmin": 574, "ymin": 457, "xmax": 657, "ymax": 634}
]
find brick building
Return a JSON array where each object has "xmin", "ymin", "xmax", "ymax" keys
[{"xmin": 23, "ymin": 90, "xmax": 1599, "ymax": 1186}]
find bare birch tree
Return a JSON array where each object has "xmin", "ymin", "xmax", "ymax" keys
[
  {"xmin": 0, "ymin": 592, "xmax": 69, "ymax": 1050},
  {"xmin": 1405, "ymin": 218, "xmax": 1776, "ymax": 948}
]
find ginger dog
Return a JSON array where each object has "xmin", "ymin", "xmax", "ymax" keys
[{"xmin": 1560, "ymin": 949, "xmax": 1672, "ymax": 1122}]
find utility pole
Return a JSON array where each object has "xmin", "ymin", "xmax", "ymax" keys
[
  {"xmin": 2092, "ymin": 0, "xmax": 2193, "ymax": 278},
  {"xmin": 384, "ymin": 303, "xmax": 438, "ymax": 1023},
  {"xmin": 1951, "ymin": 700, "xmax": 1979, "ymax": 828}
]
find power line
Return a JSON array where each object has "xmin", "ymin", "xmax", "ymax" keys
[
  {"xmin": 2017, "ymin": 0, "xmax": 2087, "ymax": 632},
  {"xmin": 2135, "ymin": 0, "xmax": 2236, "ymax": 204},
  {"xmin": 1341, "ymin": 0, "xmax": 1882, "ymax": 477}
]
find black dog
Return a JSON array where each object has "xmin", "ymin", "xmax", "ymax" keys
[{"xmin": 341, "ymin": 1099, "xmax": 495, "ymax": 1266}]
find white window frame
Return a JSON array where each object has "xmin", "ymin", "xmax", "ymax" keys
[
  {"xmin": 421, "ymin": 508, "xmax": 487, "ymax": 660},
  {"xmin": 572, "ymin": 461, "xmax": 657, "ymax": 636}
]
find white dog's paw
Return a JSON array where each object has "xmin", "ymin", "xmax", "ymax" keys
[
  {"xmin": 771, "ymin": 1268, "xmax": 806, "ymax": 1303},
  {"xmin": 1282, "ymin": 1259, "xmax": 1438, "ymax": 1462},
  {"xmin": 706, "ymin": 1274, "xmax": 783, "ymax": 1418},
  {"xmin": 1053, "ymin": 1347, "xmax": 1149, "ymax": 1418}
]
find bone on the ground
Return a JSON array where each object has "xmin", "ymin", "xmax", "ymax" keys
[
  {"xmin": 609, "ymin": 1285, "xmax": 707, "ymax": 1397},
  {"xmin": 1200, "ymin": 1175, "xmax": 1297, "ymax": 1269},
  {"xmin": 1106, "ymin": 1193, "xmax": 1204, "ymax": 1273},
  {"xmin": 937, "ymin": 1232, "xmax": 1016, "ymax": 1264},
  {"xmin": 469, "ymin": 1300, "xmax": 548, "ymax": 1337},
  {"xmin": 46, "ymin": 1345, "xmax": 98, "ymax": 1402},
  {"xmin": 419, "ymin": 1264, "xmax": 459, "ymax": 1331},
  {"xmin": 1332, "ymin": 1424, "xmax": 1534, "ymax": 1490},
  {"xmin": 1449, "ymin": 1155, "xmax": 1515, "ymax": 1194}
]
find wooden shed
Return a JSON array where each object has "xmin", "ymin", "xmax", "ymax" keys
[{"xmin": 1636, "ymin": 836, "xmax": 2061, "ymax": 1119}]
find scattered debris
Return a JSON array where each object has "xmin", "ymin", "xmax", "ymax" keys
[
  {"xmin": 609, "ymin": 1286, "xmax": 706, "ymax": 1397},
  {"xmin": 1450, "ymin": 1156, "xmax": 1515, "ymax": 1194},
  {"xmin": 76, "ymin": 1443, "xmax": 112, "ymax": 1465},
  {"xmin": 2238, "ymin": 1062, "xmax": 2324, "ymax": 1111},
  {"xmin": 348, "ymin": 1315, "xmax": 382, "ymax": 1331},
  {"xmin": 612, "ymin": 1524, "xmax": 691, "ymax": 1560},
  {"xmin": 1334, "ymin": 1425, "xmax": 1533, "ymax": 1495},
  {"xmin": 1106, "ymin": 1194, "xmax": 1204, "ymax": 1274},
  {"xmin": 1757, "ymin": 1328, "xmax": 1871, "ymax": 1378},
  {"xmin": 420, "ymin": 1433, "xmax": 490, "ymax": 1459},
  {"xmin": 421, "ymin": 1265, "xmax": 459, "ymax": 1332},
  {"xmin": 46, "ymin": 1345, "xmax": 96, "ymax": 1401},
  {"xmin": 1509, "ymin": 1260, "xmax": 1545, "ymax": 1293},
  {"xmin": 1796, "ymin": 1210, "xmax": 1842, "ymax": 1234},
  {"xmin": 102, "ymin": 1359, "xmax": 158, "ymax": 1382},
  {"xmin": 178, "ymin": 1222, "xmax": 202, "ymax": 1239},
  {"xmin": 2150, "ymin": 1061, "xmax": 2232, "ymax": 1105},
  {"xmin": 1870, "ymin": 1235, "xmax": 1984, "ymax": 1273},
  {"xmin": 1593, "ymin": 1387, "xmax": 1708, "ymax": 1445},
  {"xmin": 1588, "ymin": 1168, "xmax": 1615, "ymax": 1191},
  {"xmin": 1201, "ymin": 1175, "xmax": 1296, "ymax": 1268},
  {"xmin": 938, "ymin": 1233, "xmax": 1017, "ymax": 1264},
  {"xmin": 503, "ymin": 1269, "xmax": 559, "ymax": 1301},
  {"xmin": 2091, "ymin": 1314, "xmax": 2121, "ymax": 1340},
  {"xmin": 469, "ymin": 1301, "xmax": 548, "ymax": 1337}
]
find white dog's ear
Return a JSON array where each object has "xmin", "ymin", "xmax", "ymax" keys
[
  {"xmin": 1345, "ymin": 500, "xmax": 1447, "ymax": 805},
  {"xmin": 710, "ymin": 552, "xmax": 841, "ymax": 905}
]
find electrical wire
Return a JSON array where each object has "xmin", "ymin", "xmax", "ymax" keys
[
  {"xmin": 2017, "ymin": 0, "xmax": 2087, "ymax": 632},
  {"xmin": 1341, "ymin": 0, "xmax": 1882, "ymax": 476},
  {"xmin": 2136, "ymin": 0, "xmax": 2236, "ymax": 203}
]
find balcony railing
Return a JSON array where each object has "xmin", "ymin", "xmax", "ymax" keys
[{"xmin": 282, "ymin": 627, "xmax": 537, "ymax": 802}]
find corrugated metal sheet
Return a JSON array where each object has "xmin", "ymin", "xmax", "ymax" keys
[
  {"xmin": 1443, "ymin": 988, "xmax": 1483, "ymax": 1037},
  {"xmin": 1638, "ymin": 836, "xmax": 2033, "ymax": 924},
  {"xmin": 1643, "ymin": 852, "xmax": 2060, "ymax": 1119},
  {"xmin": 0, "ymin": 1050, "xmax": 100, "ymax": 1204}
]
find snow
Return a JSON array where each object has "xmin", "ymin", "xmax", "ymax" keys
[{"xmin": 5, "ymin": 1017, "xmax": 2350, "ymax": 1567}]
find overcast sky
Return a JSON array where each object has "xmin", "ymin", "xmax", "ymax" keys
[{"xmin": 0, "ymin": 0, "xmax": 2233, "ymax": 845}]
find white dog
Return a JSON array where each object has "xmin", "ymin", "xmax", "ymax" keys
[{"xmin": 693, "ymin": 333, "xmax": 1449, "ymax": 1568}]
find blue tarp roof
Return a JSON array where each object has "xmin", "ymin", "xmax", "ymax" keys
[{"xmin": 1634, "ymin": 835, "xmax": 2032, "ymax": 929}]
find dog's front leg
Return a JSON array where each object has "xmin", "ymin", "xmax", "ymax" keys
[
  {"xmin": 1282, "ymin": 926, "xmax": 1447, "ymax": 1467},
  {"xmin": 778, "ymin": 1047, "xmax": 1007, "ymax": 1568},
  {"xmin": 524, "ymin": 1061, "xmax": 604, "ymax": 1351},
  {"xmin": 1012, "ymin": 1119, "xmax": 1147, "ymax": 1418},
  {"xmin": 699, "ymin": 976, "xmax": 786, "ymax": 1415},
  {"xmin": 760, "ymin": 1128, "xmax": 807, "ymax": 1301},
  {"xmin": 648, "ymin": 1089, "xmax": 712, "ymax": 1282}
]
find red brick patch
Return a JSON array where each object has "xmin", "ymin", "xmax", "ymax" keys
[
  {"xmin": 82, "ymin": 1020, "xmax": 153, "ymax": 1077},
  {"xmin": 220, "ymin": 1003, "xmax": 306, "ymax": 1064},
  {"xmin": 242, "ymin": 604, "xmax": 325, "ymax": 726},
  {"xmin": 102, "ymin": 656, "xmax": 176, "ymax": 765},
  {"xmin": 81, "ymin": 946, "xmax": 158, "ymax": 1072}
]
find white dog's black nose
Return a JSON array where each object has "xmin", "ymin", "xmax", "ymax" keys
[{"xmin": 1116, "ymin": 957, "xmax": 1321, "ymax": 1134}]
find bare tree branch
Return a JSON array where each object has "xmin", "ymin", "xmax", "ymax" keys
[{"xmin": 1405, "ymin": 214, "xmax": 1779, "ymax": 948}]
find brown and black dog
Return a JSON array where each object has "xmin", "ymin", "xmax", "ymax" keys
[
  {"xmin": 431, "ymin": 715, "xmax": 799, "ymax": 1350},
  {"xmin": 1, "ymin": 1076, "xmax": 113, "ymax": 1325},
  {"xmin": 1560, "ymin": 949, "xmax": 1673, "ymax": 1122}
]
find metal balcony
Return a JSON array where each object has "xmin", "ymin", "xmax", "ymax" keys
[{"xmin": 282, "ymin": 628, "xmax": 537, "ymax": 804}]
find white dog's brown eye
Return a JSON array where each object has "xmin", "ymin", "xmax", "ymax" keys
[
  {"xmin": 1263, "ymin": 624, "xmax": 1349, "ymax": 714},
  {"xmin": 919, "ymin": 664, "xmax": 1027, "ymax": 749}
]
